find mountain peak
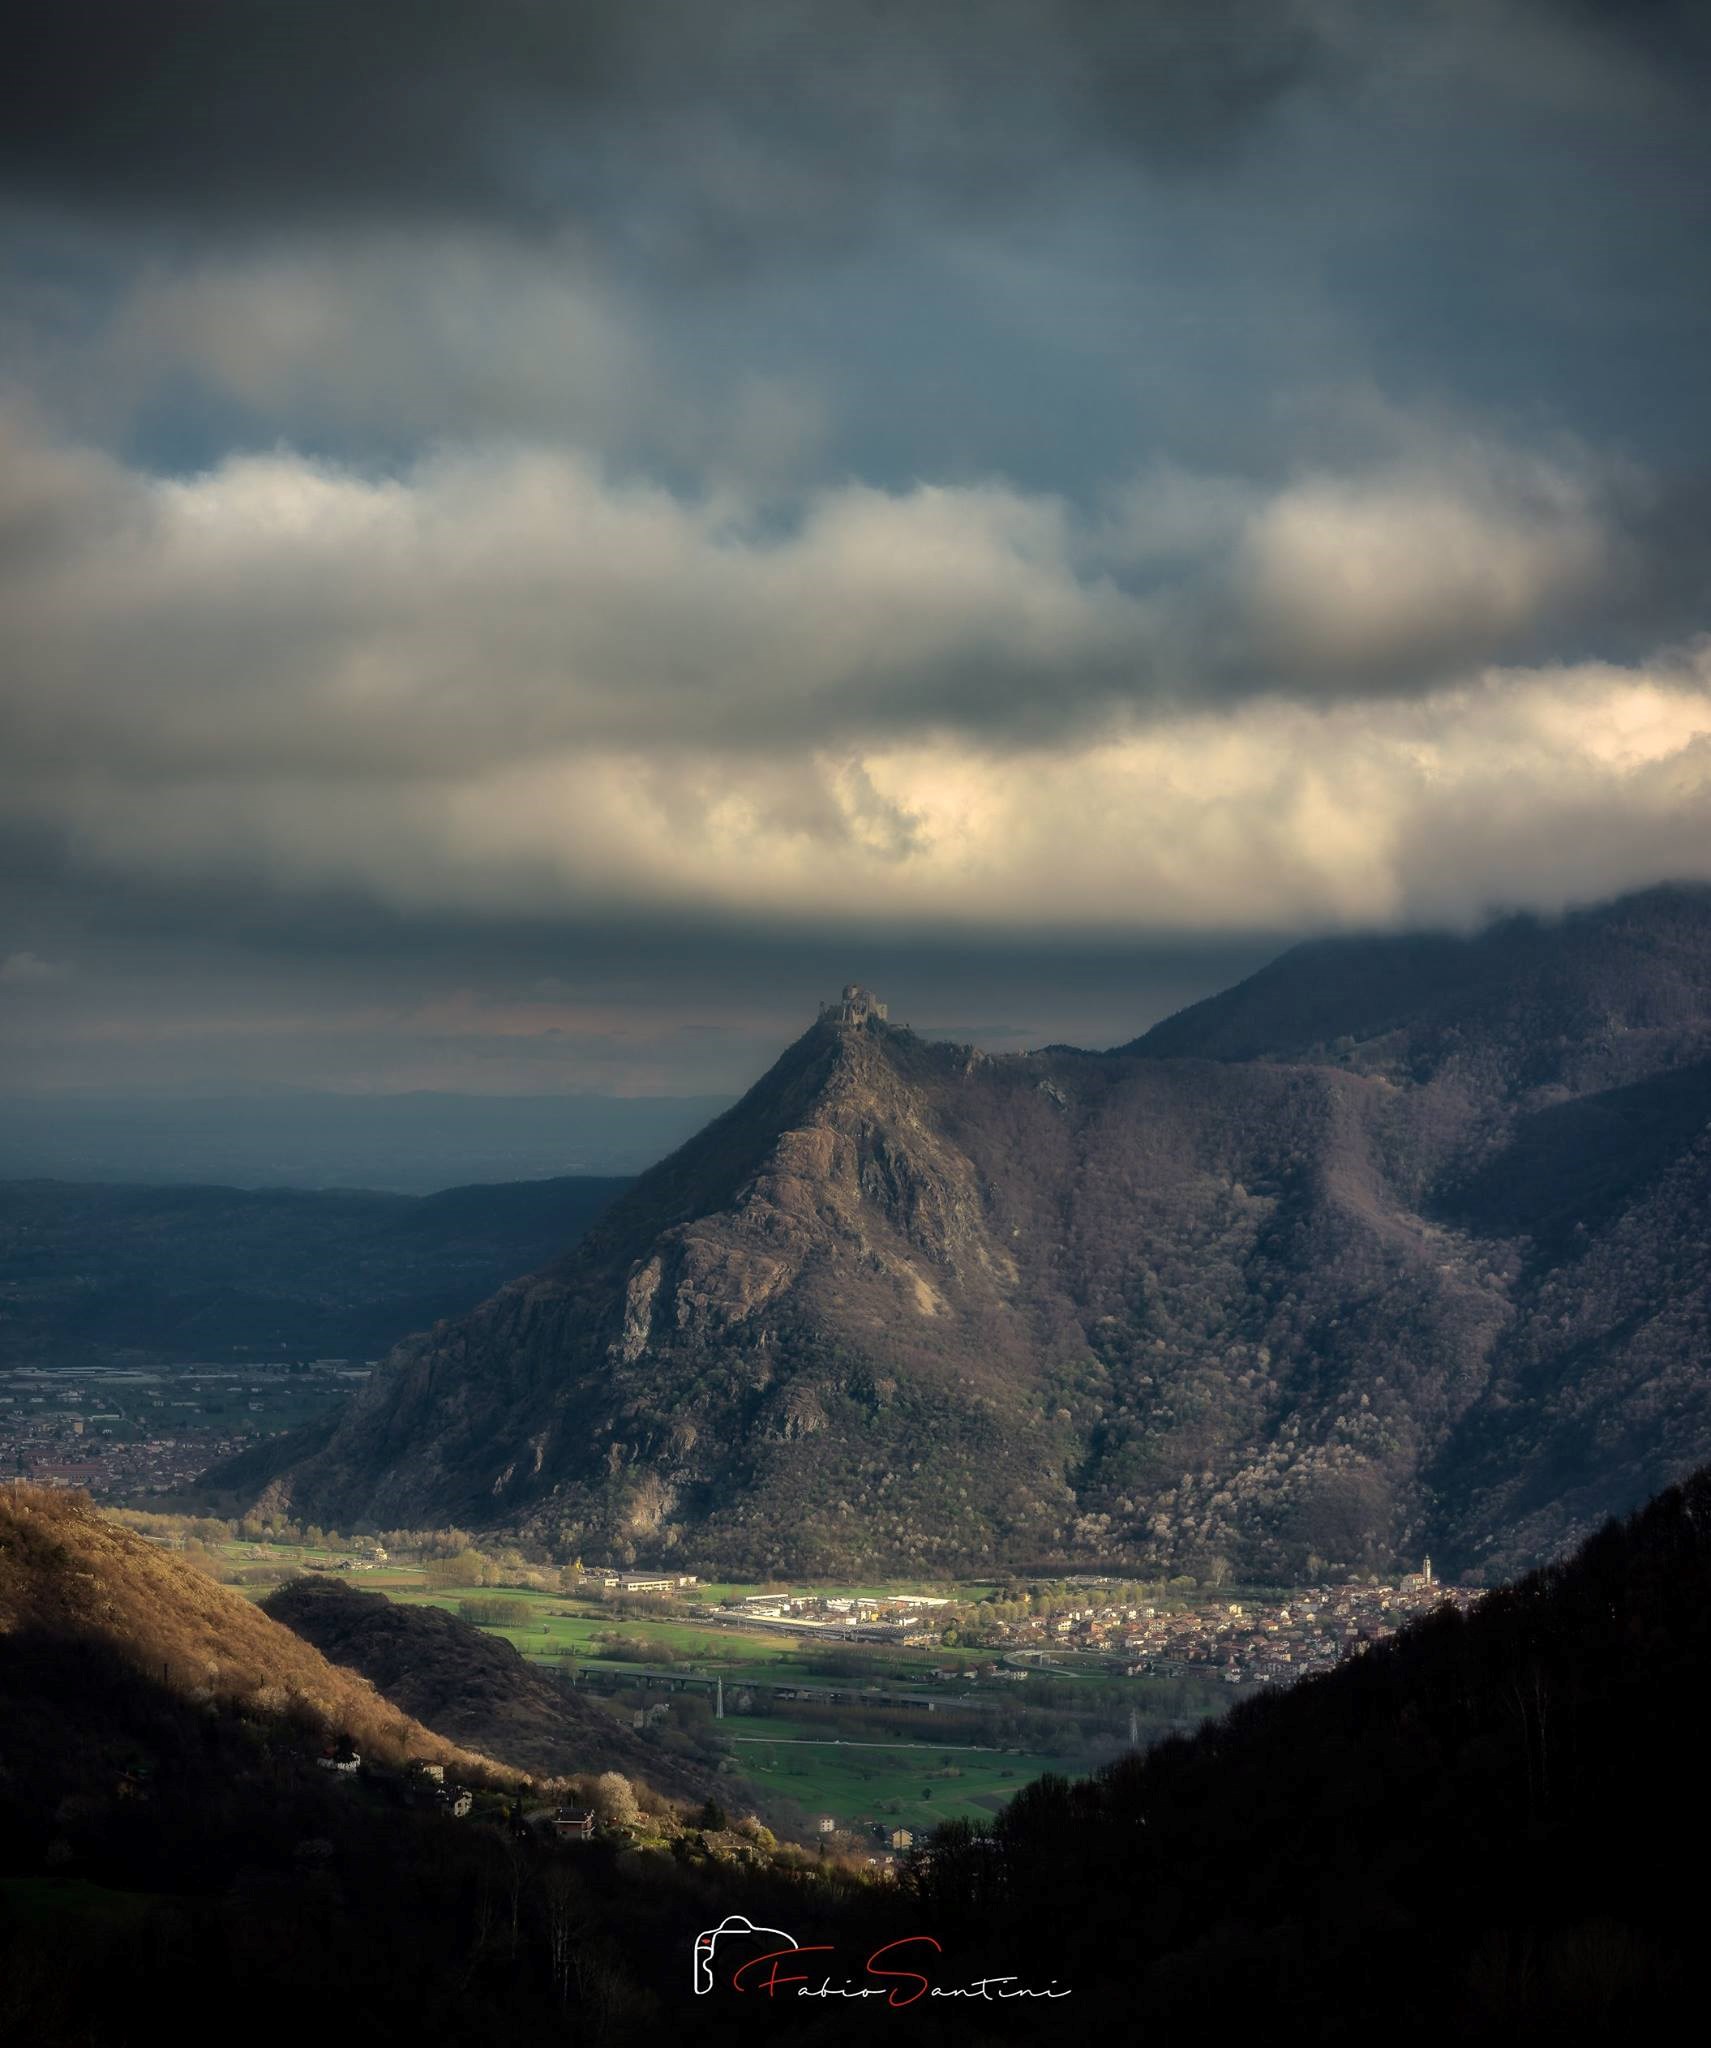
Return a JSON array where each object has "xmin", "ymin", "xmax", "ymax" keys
[{"xmin": 226, "ymin": 887, "xmax": 1711, "ymax": 1584}]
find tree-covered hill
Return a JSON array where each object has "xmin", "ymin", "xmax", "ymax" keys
[{"xmin": 263, "ymin": 1574, "xmax": 723, "ymax": 1802}]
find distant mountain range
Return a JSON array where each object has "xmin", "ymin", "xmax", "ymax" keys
[
  {"xmin": 228, "ymin": 886, "xmax": 1711, "ymax": 1583},
  {"xmin": 0, "ymin": 1174, "xmax": 628, "ymax": 1366},
  {"xmin": 0, "ymin": 1092, "xmax": 732, "ymax": 1193}
]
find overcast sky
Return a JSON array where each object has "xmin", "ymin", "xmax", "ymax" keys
[{"xmin": 3, "ymin": 1, "xmax": 1710, "ymax": 1130}]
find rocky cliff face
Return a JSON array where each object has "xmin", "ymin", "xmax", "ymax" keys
[{"xmin": 241, "ymin": 886, "xmax": 1711, "ymax": 1583}]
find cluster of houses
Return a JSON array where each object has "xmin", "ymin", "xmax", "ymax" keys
[
  {"xmin": 312, "ymin": 1744, "xmax": 474, "ymax": 1816},
  {"xmin": 0, "ymin": 1361, "xmax": 362, "ymax": 1501},
  {"xmin": 809, "ymin": 1813, "xmax": 916, "ymax": 1868},
  {"xmin": 311, "ymin": 1765, "xmax": 599, "ymax": 1841},
  {"xmin": 983, "ymin": 1563, "xmax": 1480, "ymax": 1687},
  {"xmin": 862, "ymin": 1826, "xmax": 917, "ymax": 1872},
  {"xmin": 0, "ymin": 1382, "xmax": 255, "ymax": 1497},
  {"xmin": 408, "ymin": 1761, "xmax": 475, "ymax": 1817}
]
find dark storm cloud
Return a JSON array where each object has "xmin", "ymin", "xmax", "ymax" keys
[
  {"xmin": 10, "ymin": 1, "xmax": 1709, "ymax": 263},
  {"xmin": 3, "ymin": 1, "xmax": 1333, "ymax": 249},
  {"xmin": 0, "ymin": 825, "xmax": 1286, "ymax": 1111},
  {"xmin": 1557, "ymin": 0, "xmax": 1711, "ymax": 58}
]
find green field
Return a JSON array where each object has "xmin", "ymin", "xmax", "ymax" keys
[
  {"xmin": 212, "ymin": 1555, "xmax": 1224, "ymax": 1708},
  {"xmin": 195, "ymin": 1540, "xmax": 1228, "ymax": 1840},
  {"xmin": 211, "ymin": 1552, "xmax": 1224, "ymax": 1708},
  {"xmin": 712, "ymin": 1714, "xmax": 1080, "ymax": 1835},
  {"xmin": 390, "ymin": 1588, "xmax": 860, "ymax": 1680},
  {"xmin": 385, "ymin": 1585, "xmax": 1012, "ymax": 1688},
  {"xmin": 332, "ymin": 1578, "xmax": 1093, "ymax": 1833}
]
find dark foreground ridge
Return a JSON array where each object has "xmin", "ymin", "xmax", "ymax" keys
[
  {"xmin": 900, "ymin": 1462, "xmax": 1711, "ymax": 2039},
  {"xmin": 6, "ymin": 1468, "xmax": 1711, "ymax": 2040}
]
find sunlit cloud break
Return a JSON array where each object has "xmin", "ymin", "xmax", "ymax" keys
[{"xmin": 5, "ymin": 415, "xmax": 1703, "ymax": 937}]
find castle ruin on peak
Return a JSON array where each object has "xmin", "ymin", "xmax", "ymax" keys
[{"xmin": 821, "ymin": 983, "xmax": 888, "ymax": 1025}]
